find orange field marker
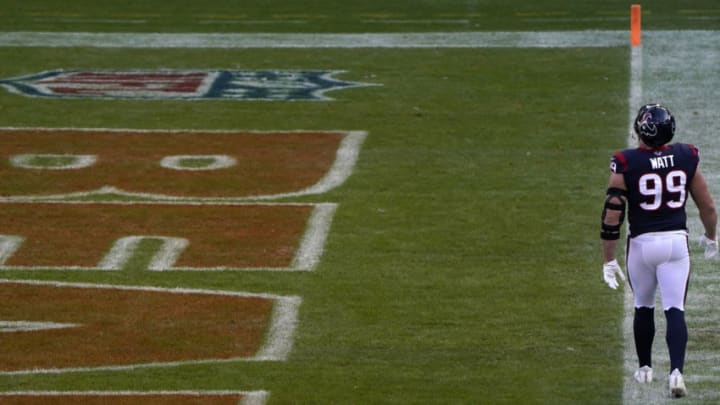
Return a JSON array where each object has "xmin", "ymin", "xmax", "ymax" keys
[{"xmin": 631, "ymin": 4, "xmax": 642, "ymax": 46}]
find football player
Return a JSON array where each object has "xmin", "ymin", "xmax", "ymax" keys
[{"xmin": 600, "ymin": 104, "xmax": 718, "ymax": 398}]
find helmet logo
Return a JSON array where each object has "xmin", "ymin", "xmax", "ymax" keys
[
  {"xmin": 638, "ymin": 112, "xmax": 657, "ymax": 137},
  {"xmin": 633, "ymin": 104, "xmax": 674, "ymax": 147}
]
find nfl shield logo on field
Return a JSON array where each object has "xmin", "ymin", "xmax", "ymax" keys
[{"xmin": 0, "ymin": 69, "xmax": 373, "ymax": 100}]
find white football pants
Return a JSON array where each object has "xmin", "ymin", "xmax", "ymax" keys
[{"xmin": 627, "ymin": 231, "xmax": 690, "ymax": 311}]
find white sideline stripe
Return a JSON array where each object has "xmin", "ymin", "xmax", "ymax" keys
[
  {"xmin": 0, "ymin": 390, "xmax": 269, "ymax": 405},
  {"xmin": 622, "ymin": 44, "xmax": 655, "ymax": 405},
  {"xmin": 0, "ymin": 30, "xmax": 630, "ymax": 48},
  {"xmin": 688, "ymin": 315, "xmax": 720, "ymax": 323},
  {"xmin": 623, "ymin": 32, "xmax": 720, "ymax": 404},
  {"xmin": 686, "ymin": 353, "xmax": 720, "ymax": 362},
  {"xmin": 0, "ymin": 279, "xmax": 301, "ymax": 374},
  {"xmin": 691, "ymin": 272, "xmax": 720, "ymax": 281}
]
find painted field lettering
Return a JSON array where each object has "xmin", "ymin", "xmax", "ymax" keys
[
  {"xmin": 0, "ymin": 280, "xmax": 300, "ymax": 373},
  {"xmin": 0, "ymin": 128, "xmax": 366, "ymax": 200},
  {"xmin": 0, "ymin": 202, "xmax": 335, "ymax": 271},
  {"xmin": 160, "ymin": 155, "xmax": 237, "ymax": 171},
  {"xmin": 9, "ymin": 153, "xmax": 97, "ymax": 170}
]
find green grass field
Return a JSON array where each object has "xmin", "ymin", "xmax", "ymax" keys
[
  {"xmin": 1, "ymin": 0, "xmax": 718, "ymax": 32},
  {"xmin": 0, "ymin": 1, "xmax": 718, "ymax": 404}
]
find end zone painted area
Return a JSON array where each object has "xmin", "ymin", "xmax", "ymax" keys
[{"xmin": 0, "ymin": 126, "xmax": 349, "ymax": 396}]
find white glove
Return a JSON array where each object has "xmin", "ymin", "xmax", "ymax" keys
[
  {"xmin": 699, "ymin": 234, "xmax": 718, "ymax": 259},
  {"xmin": 603, "ymin": 259, "xmax": 626, "ymax": 290}
]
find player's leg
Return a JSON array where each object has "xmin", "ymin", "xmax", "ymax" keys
[
  {"xmin": 627, "ymin": 236, "xmax": 658, "ymax": 377},
  {"xmin": 657, "ymin": 233, "xmax": 690, "ymax": 397}
]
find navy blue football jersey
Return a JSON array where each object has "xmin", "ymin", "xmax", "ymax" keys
[{"xmin": 610, "ymin": 143, "xmax": 699, "ymax": 237}]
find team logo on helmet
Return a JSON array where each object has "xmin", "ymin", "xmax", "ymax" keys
[
  {"xmin": 633, "ymin": 104, "xmax": 675, "ymax": 147},
  {"xmin": 637, "ymin": 112, "xmax": 657, "ymax": 137}
]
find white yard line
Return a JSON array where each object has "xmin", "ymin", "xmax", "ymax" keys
[
  {"xmin": 0, "ymin": 30, "xmax": 714, "ymax": 49},
  {"xmin": 0, "ymin": 30, "xmax": 630, "ymax": 48}
]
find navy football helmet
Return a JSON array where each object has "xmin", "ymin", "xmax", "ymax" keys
[{"xmin": 633, "ymin": 104, "xmax": 676, "ymax": 147}]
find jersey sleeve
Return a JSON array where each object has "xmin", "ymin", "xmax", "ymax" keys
[
  {"xmin": 609, "ymin": 151, "xmax": 627, "ymax": 173},
  {"xmin": 686, "ymin": 144, "xmax": 700, "ymax": 180},
  {"xmin": 677, "ymin": 143, "xmax": 700, "ymax": 171},
  {"xmin": 688, "ymin": 143, "xmax": 699, "ymax": 164}
]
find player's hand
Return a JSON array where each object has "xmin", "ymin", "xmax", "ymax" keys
[
  {"xmin": 603, "ymin": 259, "xmax": 625, "ymax": 290},
  {"xmin": 699, "ymin": 234, "xmax": 718, "ymax": 259}
]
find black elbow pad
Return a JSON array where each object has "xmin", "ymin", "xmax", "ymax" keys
[{"xmin": 601, "ymin": 188, "xmax": 626, "ymax": 240}]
